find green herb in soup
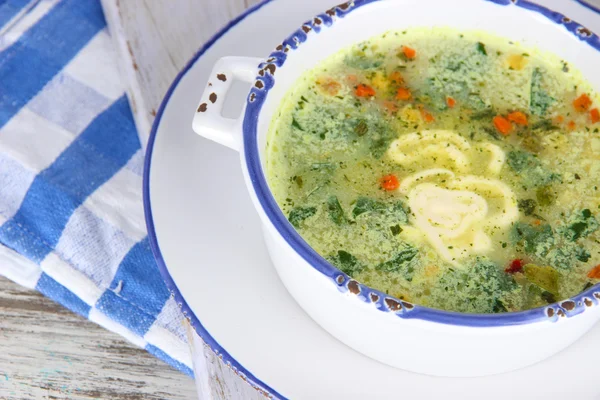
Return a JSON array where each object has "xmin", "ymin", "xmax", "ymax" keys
[{"xmin": 265, "ymin": 28, "xmax": 600, "ymax": 313}]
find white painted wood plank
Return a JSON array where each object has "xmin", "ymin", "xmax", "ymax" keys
[
  {"xmin": 100, "ymin": 0, "xmax": 263, "ymax": 147},
  {"xmin": 0, "ymin": 276, "xmax": 196, "ymax": 400}
]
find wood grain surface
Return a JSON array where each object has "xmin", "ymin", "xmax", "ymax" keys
[
  {"xmin": 100, "ymin": 0, "xmax": 263, "ymax": 146},
  {"xmin": 0, "ymin": 276, "xmax": 196, "ymax": 399}
]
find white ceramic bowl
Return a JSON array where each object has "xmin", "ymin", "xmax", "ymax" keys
[{"xmin": 191, "ymin": 0, "xmax": 600, "ymax": 377}]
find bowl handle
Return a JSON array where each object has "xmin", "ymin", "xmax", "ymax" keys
[{"xmin": 192, "ymin": 56, "xmax": 263, "ymax": 151}]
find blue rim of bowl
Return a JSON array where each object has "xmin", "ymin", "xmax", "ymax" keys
[
  {"xmin": 576, "ymin": 0, "xmax": 600, "ymax": 14},
  {"xmin": 243, "ymin": 0, "xmax": 600, "ymax": 327},
  {"xmin": 143, "ymin": 0, "xmax": 286, "ymax": 398},
  {"xmin": 144, "ymin": 0, "xmax": 600, "ymax": 398}
]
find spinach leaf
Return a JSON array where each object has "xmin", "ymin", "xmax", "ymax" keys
[
  {"xmin": 575, "ymin": 246, "xmax": 591, "ymax": 262},
  {"xmin": 562, "ymin": 209, "xmax": 599, "ymax": 241},
  {"xmin": 512, "ymin": 222, "xmax": 555, "ymax": 258},
  {"xmin": 541, "ymin": 291, "xmax": 557, "ymax": 304},
  {"xmin": 507, "ymin": 150, "xmax": 559, "ymax": 188},
  {"xmin": 390, "ymin": 224, "xmax": 402, "ymax": 236},
  {"xmin": 291, "ymin": 116, "xmax": 304, "ymax": 131},
  {"xmin": 327, "ymin": 196, "xmax": 346, "ymax": 225},
  {"xmin": 471, "ymin": 108, "xmax": 495, "ymax": 120},
  {"xmin": 530, "ymin": 68, "xmax": 555, "ymax": 116},
  {"xmin": 531, "ymin": 119, "xmax": 557, "ymax": 132},
  {"xmin": 352, "ymin": 197, "xmax": 387, "ymax": 218},
  {"xmin": 352, "ymin": 197, "xmax": 408, "ymax": 224},
  {"xmin": 433, "ymin": 258, "xmax": 517, "ymax": 313},
  {"xmin": 518, "ymin": 199, "xmax": 537, "ymax": 216},
  {"xmin": 367, "ymin": 120, "xmax": 396, "ymax": 159},
  {"xmin": 424, "ymin": 49, "xmax": 489, "ymax": 111},
  {"xmin": 493, "ymin": 299, "xmax": 507, "ymax": 312},
  {"xmin": 476, "ymin": 42, "xmax": 487, "ymax": 56},
  {"xmin": 288, "ymin": 207, "xmax": 316, "ymax": 228},
  {"xmin": 546, "ymin": 247, "xmax": 576, "ymax": 270},
  {"xmin": 328, "ymin": 250, "xmax": 364, "ymax": 277},
  {"xmin": 375, "ymin": 245, "xmax": 418, "ymax": 281},
  {"xmin": 390, "ymin": 201, "xmax": 409, "ymax": 224}
]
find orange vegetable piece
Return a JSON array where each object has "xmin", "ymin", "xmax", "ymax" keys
[
  {"xmin": 382, "ymin": 100, "xmax": 398, "ymax": 113},
  {"xmin": 402, "ymin": 46, "xmax": 416, "ymax": 59},
  {"xmin": 355, "ymin": 84, "xmax": 376, "ymax": 98},
  {"xmin": 532, "ymin": 219, "xmax": 542, "ymax": 226},
  {"xmin": 380, "ymin": 174, "xmax": 400, "ymax": 191},
  {"xmin": 591, "ymin": 108, "xmax": 599, "ymax": 124},
  {"xmin": 587, "ymin": 265, "xmax": 600, "ymax": 280},
  {"xmin": 446, "ymin": 96, "xmax": 456, "ymax": 108},
  {"xmin": 573, "ymin": 93, "xmax": 592, "ymax": 112},
  {"xmin": 396, "ymin": 87, "xmax": 412, "ymax": 100},
  {"xmin": 567, "ymin": 120, "xmax": 576, "ymax": 131},
  {"xmin": 552, "ymin": 115, "xmax": 564, "ymax": 124},
  {"xmin": 318, "ymin": 79, "xmax": 341, "ymax": 96},
  {"xmin": 493, "ymin": 115, "xmax": 513, "ymax": 135},
  {"xmin": 420, "ymin": 108, "xmax": 435, "ymax": 123},
  {"xmin": 389, "ymin": 71, "xmax": 403, "ymax": 85},
  {"xmin": 507, "ymin": 111, "xmax": 528, "ymax": 126}
]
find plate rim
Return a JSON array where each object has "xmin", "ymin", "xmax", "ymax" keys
[{"xmin": 142, "ymin": 0, "xmax": 286, "ymax": 398}]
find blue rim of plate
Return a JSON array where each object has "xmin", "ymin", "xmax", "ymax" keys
[
  {"xmin": 144, "ymin": 0, "xmax": 600, "ymax": 398},
  {"xmin": 576, "ymin": 0, "xmax": 600, "ymax": 14},
  {"xmin": 143, "ymin": 0, "xmax": 285, "ymax": 398}
]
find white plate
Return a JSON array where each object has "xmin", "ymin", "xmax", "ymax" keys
[{"xmin": 144, "ymin": 1, "xmax": 600, "ymax": 398}]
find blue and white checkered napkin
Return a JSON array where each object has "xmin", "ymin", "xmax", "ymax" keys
[{"xmin": 0, "ymin": 0, "xmax": 192, "ymax": 375}]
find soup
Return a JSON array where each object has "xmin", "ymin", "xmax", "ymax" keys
[{"xmin": 265, "ymin": 28, "xmax": 600, "ymax": 313}]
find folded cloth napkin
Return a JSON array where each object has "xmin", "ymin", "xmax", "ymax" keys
[{"xmin": 0, "ymin": 0, "xmax": 192, "ymax": 375}]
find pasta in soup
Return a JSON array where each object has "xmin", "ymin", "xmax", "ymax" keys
[{"xmin": 265, "ymin": 28, "xmax": 600, "ymax": 313}]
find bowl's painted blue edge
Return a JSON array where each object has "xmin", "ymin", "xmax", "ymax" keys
[
  {"xmin": 243, "ymin": 0, "xmax": 600, "ymax": 329},
  {"xmin": 576, "ymin": 0, "xmax": 600, "ymax": 14},
  {"xmin": 143, "ymin": 1, "xmax": 287, "ymax": 398}
]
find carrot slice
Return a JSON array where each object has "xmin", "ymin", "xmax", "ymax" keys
[
  {"xmin": 507, "ymin": 111, "xmax": 528, "ymax": 126},
  {"xmin": 402, "ymin": 46, "xmax": 416, "ymax": 59},
  {"xmin": 355, "ymin": 84, "xmax": 376, "ymax": 98},
  {"xmin": 389, "ymin": 71, "xmax": 403, "ymax": 85},
  {"xmin": 420, "ymin": 108, "xmax": 435, "ymax": 123},
  {"xmin": 567, "ymin": 120, "xmax": 576, "ymax": 131},
  {"xmin": 396, "ymin": 87, "xmax": 412, "ymax": 100},
  {"xmin": 380, "ymin": 174, "xmax": 400, "ymax": 191},
  {"xmin": 552, "ymin": 115, "xmax": 564, "ymax": 124},
  {"xmin": 587, "ymin": 265, "xmax": 600, "ymax": 279},
  {"xmin": 493, "ymin": 115, "xmax": 513, "ymax": 135},
  {"xmin": 573, "ymin": 93, "xmax": 592, "ymax": 112},
  {"xmin": 591, "ymin": 108, "xmax": 599, "ymax": 124},
  {"xmin": 446, "ymin": 96, "xmax": 456, "ymax": 108}
]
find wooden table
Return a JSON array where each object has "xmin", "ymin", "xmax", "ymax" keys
[{"xmin": 0, "ymin": 276, "xmax": 196, "ymax": 399}]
